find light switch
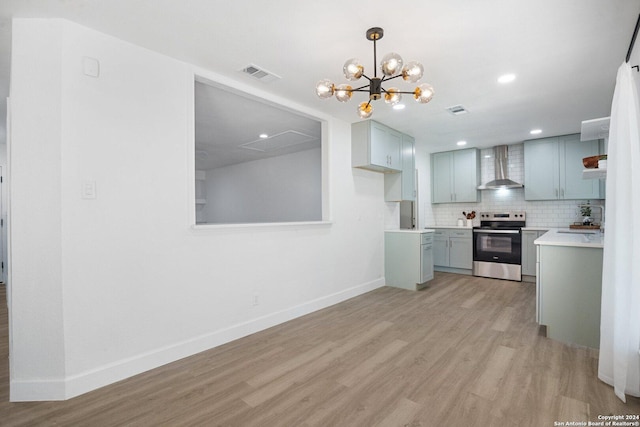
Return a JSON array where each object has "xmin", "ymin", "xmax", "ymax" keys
[
  {"xmin": 83, "ymin": 57, "xmax": 100, "ymax": 78},
  {"xmin": 82, "ymin": 181, "xmax": 96, "ymax": 199}
]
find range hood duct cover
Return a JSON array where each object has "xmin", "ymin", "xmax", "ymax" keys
[{"xmin": 478, "ymin": 145, "xmax": 524, "ymax": 189}]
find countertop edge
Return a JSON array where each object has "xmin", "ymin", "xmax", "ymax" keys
[
  {"xmin": 422, "ymin": 225, "xmax": 475, "ymax": 230},
  {"xmin": 385, "ymin": 229, "xmax": 435, "ymax": 234},
  {"xmin": 534, "ymin": 228, "xmax": 604, "ymax": 249}
]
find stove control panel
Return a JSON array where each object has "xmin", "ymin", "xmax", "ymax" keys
[{"xmin": 478, "ymin": 212, "xmax": 526, "ymax": 221}]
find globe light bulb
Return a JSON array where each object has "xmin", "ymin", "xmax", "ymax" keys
[
  {"xmin": 357, "ymin": 102, "xmax": 373, "ymax": 119},
  {"xmin": 380, "ymin": 52, "xmax": 403, "ymax": 76},
  {"xmin": 343, "ymin": 58, "xmax": 364, "ymax": 81},
  {"xmin": 315, "ymin": 79, "xmax": 335, "ymax": 99},
  {"xmin": 413, "ymin": 83, "xmax": 434, "ymax": 104},
  {"xmin": 335, "ymin": 84, "xmax": 353, "ymax": 102},
  {"xmin": 384, "ymin": 88, "xmax": 402, "ymax": 105},
  {"xmin": 402, "ymin": 61, "xmax": 424, "ymax": 83}
]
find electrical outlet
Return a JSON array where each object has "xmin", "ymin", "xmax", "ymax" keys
[
  {"xmin": 252, "ymin": 293, "xmax": 259, "ymax": 306},
  {"xmin": 81, "ymin": 181, "xmax": 97, "ymax": 199}
]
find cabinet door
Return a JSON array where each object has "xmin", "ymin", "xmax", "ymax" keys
[
  {"xmin": 452, "ymin": 149, "xmax": 479, "ymax": 202},
  {"xmin": 433, "ymin": 231, "xmax": 449, "ymax": 266},
  {"xmin": 384, "ymin": 134, "xmax": 416, "ymax": 202},
  {"xmin": 449, "ymin": 236, "xmax": 472, "ymax": 269},
  {"xmin": 369, "ymin": 121, "xmax": 392, "ymax": 168},
  {"xmin": 522, "ymin": 231, "xmax": 540, "ymax": 276},
  {"xmin": 431, "ymin": 152, "xmax": 453, "ymax": 203},
  {"xmin": 561, "ymin": 135, "xmax": 602, "ymax": 199},
  {"xmin": 401, "ymin": 134, "xmax": 416, "ymax": 200},
  {"xmin": 353, "ymin": 120, "xmax": 402, "ymax": 172},
  {"xmin": 524, "ymin": 138, "xmax": 561, "ymax": 200},
  {"xmin": 386, "ymin": 128, "xmax": 402, "ymax": 171},
  {"xmin": 421, "ymin": 243, "xmax": 434, "ymax": 282}
]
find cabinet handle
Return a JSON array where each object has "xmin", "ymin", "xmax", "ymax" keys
[{"xmin": 560, "ymin": 188, "xmax": 564, "ymax": 197}]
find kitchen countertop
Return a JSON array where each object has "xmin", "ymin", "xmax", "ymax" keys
[
  {"xmin": 521, "ymin": 227, "xmax": 550, "ymax": 231},
  {"xmin": 534, "ymin": 228, "xmax": 604, "ymax": 248},
  {"xmin": 385, "ymin": 229, "xmax": 435, "ymax": 234},
  {"xmin": 423, "ymin": 225, "xmax": 474, "ymax": 229}
]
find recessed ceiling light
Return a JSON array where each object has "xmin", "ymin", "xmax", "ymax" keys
[
  {"xmin": 457, "ymin": 141, "xmax": 467, "ymax": 146},
  {"xmin": 498, "ymin": 73, "xmax": 516, "ymax": 84},
  {"xmin": 392, "ymin": 104, "xmax": 406, "ymax": 110},
  {"xmin": 484, "ymin": 154, "xmax": 492, "ymax": 158},
  {"xmin": 259, "ymin": 133, "xmax": 269, "ymax": 139},
  {"xmin": 530, "ymin": 129, "xmax": 542, "ymax": 135}
]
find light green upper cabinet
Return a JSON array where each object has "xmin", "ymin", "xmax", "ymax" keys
[
  {"xmin": 562, "ymin": 136, "xmax": 602, "ymax": 199},
  {"xmin": 352, "ymin": 120, "xmax": 401, "ymax": 172},
  {"xmin": 384, "ymin": 134, "xmax": 416, "ymax": 201},
  {"xmin": 431, "ymin": 148, "xmax": 480, "ymax": 203},
  {"xmin": 401, "ymin": 134, "xmax": 416, "ymax": 200},
  {"xmin": 524, "ymin": 134, "xmax": 602, "ymax": 200}
]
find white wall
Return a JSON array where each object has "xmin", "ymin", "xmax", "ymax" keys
[
  {"xmin": 8, "ymin": 18, "xmax": 387, "ymax": 401},
  {"xmin": 630, "ymin": 39, "xmax": 640, "ymax": 99},
  {"xmin": 204, "ymin": 147, "xmax": 321, "ymax": 223}
]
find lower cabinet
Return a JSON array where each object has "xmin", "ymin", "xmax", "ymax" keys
[
  {"xmin": 522, "ymin": 230, "xmax": 548, "ymax": 279},
  {"xmin": 385, "ymin": 231, "xmax": 435, "ymax": 291},
  {"xmin": 433, "ymin": 229, "xmax": 473, "ymax": 273},
  {"xmin": 537, "ymin": 244, "xmax": 603, "ymax": 348}
]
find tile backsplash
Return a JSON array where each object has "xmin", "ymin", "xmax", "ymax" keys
[{"xmin": 423, "ymin": 144, "xmax": 605, "ymax": 228}]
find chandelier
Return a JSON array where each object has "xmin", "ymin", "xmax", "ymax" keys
[{"xmin": 315, "ymin": 27, "xmax": 434, "ymax": 119}]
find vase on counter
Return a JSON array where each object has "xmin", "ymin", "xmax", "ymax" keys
[
  {"xmin": 582, "ymin": 216, "xmax": 593, "ymax": 226},
  {"xmin": 466, "ymin": 219, "xmax": 473, "ymax": 227}
]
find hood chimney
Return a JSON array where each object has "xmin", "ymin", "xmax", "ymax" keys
[{"xmin": 478, "ymin": 145, "xmax": 524, "ymax": 190}]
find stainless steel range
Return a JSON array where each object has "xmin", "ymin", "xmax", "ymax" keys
[{"xmin": 472, "ymin": 212, "xmax": 526, "ymax": 281}]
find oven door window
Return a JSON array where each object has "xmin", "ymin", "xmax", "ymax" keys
[{"xmin": 473, "ymin": 232, "xmax": 521, "ymax": 264}]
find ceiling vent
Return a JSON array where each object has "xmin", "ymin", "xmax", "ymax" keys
[
  {"xmin": 240, "ymin": 64, "xmax": 281, "ymax": 83},
  {"xmin": 446, "ymin": 104, "xmax": 469, "ymax": 115},
  {"xmin": 240, "ymin": 130, "xmax": 317, "ymax": 152}
]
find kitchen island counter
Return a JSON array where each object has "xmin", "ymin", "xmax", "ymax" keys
[
  {"xmin": 423, "ymin": 225, "xmax": 474, "ymax": 230},
  {"xmin": 521, "ymin": 226, "xmax": 550, "ymax": 232},
  {"xmin": 385, "ymin": 229, "xmax": 436, "ymax": 234},
  {"xmin": 534, "ymin": 229, "xmax": 603, "ymax": 348},
  {"xmin": 534, "ymin": 228, "xmax": 604, "ymax": 249}
]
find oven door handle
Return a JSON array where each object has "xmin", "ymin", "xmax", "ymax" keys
[{"xmin": 473, "ymin": 229, "xmax": 520, "ymax": 234}]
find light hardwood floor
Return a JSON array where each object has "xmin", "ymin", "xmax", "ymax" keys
[{"xmin": 1, "ymin": 273, "xmax": 639, "ymax": 426}]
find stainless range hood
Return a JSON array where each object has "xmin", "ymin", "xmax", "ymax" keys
[{"xmin": 478, "ymin": 145, "xmax": 524, "ymax": 190}]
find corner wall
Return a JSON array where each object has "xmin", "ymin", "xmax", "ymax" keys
[{"xmin": 8, "ymin": 18, "xmax": 386, "ymax": 401}]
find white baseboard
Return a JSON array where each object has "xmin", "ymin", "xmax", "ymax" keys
[{"xmin": 10, "ymin": 277, "xmax": 385, "ymax": 402}]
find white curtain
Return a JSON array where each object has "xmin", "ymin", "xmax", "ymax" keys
[{"xmin": 598, "ymin": 62, "xmax": 640, "ymax": 402}]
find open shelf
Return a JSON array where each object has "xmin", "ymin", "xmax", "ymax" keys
[{"xmin": 582, "ymin": 168, "xmax": 607, "ymax": 179}]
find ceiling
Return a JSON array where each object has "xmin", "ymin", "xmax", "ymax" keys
[
  {"xmin": 194, "ymin": 80, "xmax": 320, "ymax": 170},
  {"xmin": 0, "ymin": 0, "xmax": 639, "ymax": 155}
]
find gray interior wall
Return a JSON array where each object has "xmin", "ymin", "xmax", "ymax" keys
[{"xmin": 204, "ymin": 147, "xmax": 322, "ymax": 223}]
